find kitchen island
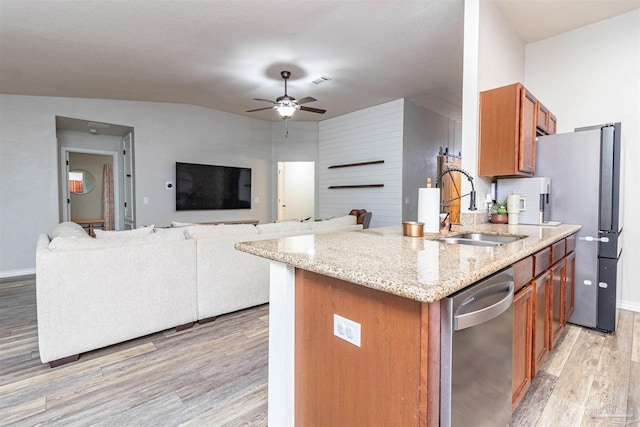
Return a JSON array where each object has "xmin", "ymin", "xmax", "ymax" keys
[{"xmin": 235, "ymin": 222, "xmax": 581, "ymax": 426}]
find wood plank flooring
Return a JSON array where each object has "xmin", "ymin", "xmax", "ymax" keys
[{"xmin": 1, "ymin": 276, "xmax": 638, "ymax": 426}]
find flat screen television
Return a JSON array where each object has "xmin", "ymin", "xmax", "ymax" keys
[{"xmin": 176, "ymin": 162, "xmax": 252, "ymax": 210}]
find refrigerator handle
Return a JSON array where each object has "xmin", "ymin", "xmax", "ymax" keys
[{"xmin": 579, "ymin": 236, "xmax": 610, "ymax": 243}]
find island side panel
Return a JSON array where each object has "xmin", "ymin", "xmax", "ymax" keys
[
  {"xmin": 294, "ymin": 269, "xmax": 424, "ymax": 427},
  {"xmin": 268, "ymin": 261, "xmax": 296, "ymax": 427}
]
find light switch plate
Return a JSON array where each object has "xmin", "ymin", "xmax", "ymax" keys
[{"xmin": 333, "ymin": 314, "xmax": 361, "ymax": 347}]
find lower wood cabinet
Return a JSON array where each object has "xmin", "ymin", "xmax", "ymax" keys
[
  {"xmin": 512, "ymin": 284, "xmax": 533, "ymax": 410},
  {"xmin": 512, "ymin": 234, "xmax": 577, "ymax": 412},
  {"xmin": 564, "ymin": 252, "xmax": 576, "ymax": 323},
  {"xmin": 549, "ymin": 260, "xmax": 565, "ymax": 348},
  {"xmin": 532, "ymin": 270, "xmax": 550, "ymax": 376}
]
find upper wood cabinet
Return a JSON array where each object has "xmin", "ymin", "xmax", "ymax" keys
[
  {"xmin": 479, "ymin": 83, "xmax": 537, "ymax": 177},
  {"xmin": 548, "ymin": 114, "xmax": 557, "ymax": 135},
  {"xmin": 537, "ymin": 102, "xmax": 549, "ymax": 134},
  {"xmin": 537, "ymin": 102, "xmax": 557, "ymax": 135},
  {"xmin": 479, "ymin": 83, "xmax": 557, "ymax": 177}
]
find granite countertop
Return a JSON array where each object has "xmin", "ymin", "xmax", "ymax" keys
[{"xmin": 235, "ymin": 223, "xmax": 581, "ymax": 303}]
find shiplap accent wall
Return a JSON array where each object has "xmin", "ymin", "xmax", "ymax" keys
[{"xmin": 318, "ymin": 99, "xmax": 404, "ymax": 227}]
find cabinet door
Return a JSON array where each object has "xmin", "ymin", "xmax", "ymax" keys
[
  {"xmin": 512, "ymin": 284, "xmax": 533, "ymax": 410},
  {"xmin": 519, "ymin": 88, "xmax": 537, "ymax": 174},
  {"xmin": 549, "ymin": 261, "xmax": 565, "ymax": 348},
  {"xmin": 564, "ymin": 252, "xmax": 576, "ymax": 324},
  {"xmin": 548, "ymin": 114, "xmax": 557, "ymax": 135},
  {"xmin": 537, "ymin": 102, "xmax": 549, "ymax": 134},
  {"xmin": 532, "ymin": 270, "xmax": 550, "ymax": 376}
]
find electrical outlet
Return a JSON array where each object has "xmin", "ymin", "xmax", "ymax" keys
[{"xmin": 333, "ymin": 314, "xmax": 361, "ymax": 347}]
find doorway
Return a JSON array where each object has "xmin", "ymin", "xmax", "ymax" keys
[
  {"xmin": 61, "ymin": 148, "xmax": 120, "ymax": 229},
  {"xmin": 277, "ymin": 162, "xmax": 315, "ymax": 221},
  {"xmin": 56, "ymin": 116, "xmax": 135, "ymax": 230}
]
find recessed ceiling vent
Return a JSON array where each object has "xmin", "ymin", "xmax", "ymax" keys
[{"xmin": 311, "ymin": 75, "xmax": 331, "ymax": 85}]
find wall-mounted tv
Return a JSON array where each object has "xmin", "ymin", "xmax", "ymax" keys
[{"xmin": 176, "ymin": 162, "xmax": 252, "ymax": 210}]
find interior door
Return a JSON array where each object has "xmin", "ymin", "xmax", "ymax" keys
[
  {"xmin": 123, "ymin": 133, "xmax": 135, "ymax": 229},
  {"xmin": 277, "ymin": 162, "xmax": 315, "ymax": 221}
]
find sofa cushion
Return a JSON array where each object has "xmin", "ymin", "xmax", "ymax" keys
[
  {"xmin": 49, "ymin": 230, "xmax": 184, "ymax": 250},
  {"xmin": 50, "ymin": 222, "xmax": 90, "ymax": 239},
  {"xmin": 329, "ymin": 215, "xmax": 358, "ymax": 226},
  {"xmin": 257, "ymin": 222, "xmax": 311, "ymax": 234},
  {"xmin": 153, "ymin": 227, "xmax": 188, "ymax": 240},
  {"xmin": 171, "ymin": 220, "xmax": 195, "ymax": 227},
  {"xmin": 94, "ymin": 225, "xmax": 155, "ymax": 239},
  {"xmin": 185, "ymin": 224, "xmax": 259, "ymax": 239}
]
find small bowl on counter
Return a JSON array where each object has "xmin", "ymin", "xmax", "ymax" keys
[{"xmin": 403, "ymin": 221, "xmax": 424, "ymax": 237}]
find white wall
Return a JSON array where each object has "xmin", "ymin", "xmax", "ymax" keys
[
  {"xmin": 402, "ymin": 100, "xmax": 460, "ymax": 222},
  {"xmin": 461, "ymin": 0, "xmax": 526, "ymax": 209},
  {"xmin": 0, "ymin": 95, "xmax": 272, "ymax": 276},
  {"xmin": 318, "ymin": 99, "xmax": 404, "ymax": 227},
  {"xmin": 525, "ymin": 10, "xmax": 640, "ymax": 310}
]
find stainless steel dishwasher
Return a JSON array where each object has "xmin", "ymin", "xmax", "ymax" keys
[{"xmin": 440, "ymin": 267, "xmax": 514, "ymax": 427}]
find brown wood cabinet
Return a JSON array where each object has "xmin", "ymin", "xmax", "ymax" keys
[
  {"xmin": 532, "ymin": 270, "xmax": 550, "ymax": 376},
  {"xmin": 564, "ymin": 251, "xmax": 576, "ymax": 324},
  {"xmin": 295, "ymin": 269, "xmax": 427, "ymax": 427},
  {"xmin": 548, "ymin": 114, "xmax": 557, "ymax": 135},
  {"xmin": 536, "ymin": 102, "xmax": 558, "ymax": 135},
  {"xmin": 512, "ymin": 283, "xmax": 533, "ymax": 410},
  {"xmin": 479, "ymin": 83, "xmax": 558, "ymax": 177},
  {"xmin": 478, "ymin": 83, "xmax": 537, "ymax": 177},
  {"xmin": 537, "ymin": 102, "xmax": 550, "ymax": 134},
  {"xmin": 549, "ymin": 260, "xmax": 565, "ymax": 348}
]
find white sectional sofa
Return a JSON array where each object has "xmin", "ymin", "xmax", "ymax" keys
[{"xmin": 36, "ymin": 217, "xmax": 362, "ymax": 366}]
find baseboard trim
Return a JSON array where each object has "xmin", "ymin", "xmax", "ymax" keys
[
  {"xmin": 618, "ymin": 299, "xmax": 640, "ymax": 313},
  {"xmin": 0, "ymin": 268, "xmax": 36, "ymax": 279}
]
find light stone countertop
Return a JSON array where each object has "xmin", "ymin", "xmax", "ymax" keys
[{"xmin": 235, "ymin": 222, "xmax": 581, "ymax": 303}]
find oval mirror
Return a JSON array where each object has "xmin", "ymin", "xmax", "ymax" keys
[{"xmin": 69, "ymin": 169, "xmax": 96, "ymax": 194}]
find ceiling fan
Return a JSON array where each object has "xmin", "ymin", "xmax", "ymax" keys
[{"xmin": 246, "ymin": 71, "xmax": 326, "ymax": 119}]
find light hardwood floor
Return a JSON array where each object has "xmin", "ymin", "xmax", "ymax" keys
[{"xmin": 1, "ymin": 276, "xmax": 638, "ymax": 426}]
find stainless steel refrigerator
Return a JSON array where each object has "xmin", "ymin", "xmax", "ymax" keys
[{"xmin": 536, "ymin": 123, "xmax": 623, "ymax": 332}]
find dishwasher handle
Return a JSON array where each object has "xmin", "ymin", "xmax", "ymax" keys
[{"xmin": 454, "ymin": 281, "xmax": 514, "ymax": 331}]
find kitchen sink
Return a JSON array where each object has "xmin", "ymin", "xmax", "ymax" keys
[{"xmin": 437, "ymin": 233, "xmax": 525, "ymax": 247}]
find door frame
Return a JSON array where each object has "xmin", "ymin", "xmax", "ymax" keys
[{"xmin": 60, "ymin": 147, "xmax": 121, "ymax": 229}]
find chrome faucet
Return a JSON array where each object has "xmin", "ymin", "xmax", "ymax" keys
[{"xmin": 436, "ymin": 167, "xmax": 477, "ymax": 211}]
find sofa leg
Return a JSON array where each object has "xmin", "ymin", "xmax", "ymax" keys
[
  {"xmin": 175, "ymin": 321, "xmax": 196, "ymax": 332},
  {"xmin": 49, "ymin": 354, "xmax": 79, "ymax": 368},
  {"xmin": 198, "ymin": 316, "xmax": 218, "ymax": 324}
]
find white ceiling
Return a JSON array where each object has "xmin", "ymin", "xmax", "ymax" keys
[{"xmin": 1, "ymin": 0, "xmax": 638, "ymax": 124}]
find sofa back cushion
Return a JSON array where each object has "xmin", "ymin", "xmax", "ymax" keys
[
  {"xmin": 328, "ymin": 215, "xmax": 358, "ymax": 226},
  {"xmin": 257, "ymin": 221, "xmax": 311, "ymax": 234},
  {"xmin": 309, "ymin": 215, "xmax": 357, "ymax": 230},
  {"xmin": 50, "ymin": 222, "xmax": 90, "ymax": 239},
  {"xmin": 185, "ymin": 224, "xmax": 259, "ymax": 239},
  {"xmin": 49, "ymin": 230, "xmax": 185, "ymax": 250},
  {"xmin": 94, "ymin": 225, "xmax": 155, "ymax": 239}
]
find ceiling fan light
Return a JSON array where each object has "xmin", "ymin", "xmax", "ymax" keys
[{"xmin": 275, "ymin": 99, "xmax": 300, "ymax": 119}]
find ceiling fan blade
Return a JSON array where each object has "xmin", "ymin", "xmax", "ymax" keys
[
  {"xmin": 253, "ymin": 98, "xmax": 275, "ymax": 103},
  {"xmin": 300, "ymin": 106, "xmax": 327, "ymax": 114},
  {"xmin": 246, "ymin": 107, "xmax": 274, "ymax": 113},
  {"xmin": 296, "ymin": 97, "xmax": 317, "ymax": 105}
]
